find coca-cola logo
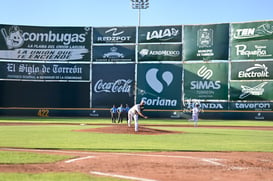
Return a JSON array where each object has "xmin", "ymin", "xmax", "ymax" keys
[{"xmin": 94, "ymin": 79, "xmax": 132, "ymax": 93}]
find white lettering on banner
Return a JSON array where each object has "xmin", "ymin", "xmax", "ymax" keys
[
  {"xmin": 139, "ymin": 49, "xmax": 180, "ymax": 57},
  {"xmin": 234, "ymin": 28, "xmax": 256, "ymax": 39},
  {"xmin": 142, "ymin": 97, "xmax": 177, "ymax": 107},
  {"xmin": 238, "ymin": 71, "xmax": 269, "ymax": 78},
  {"xmin": 94, "ymin": 79, "xmax": 132, "ymax": 93},
  {"xmin": 52, "ymin": 65, "xmax": 82, "ymax": 74},
  {"xmin": 97, "ymin": 28, "xmax": 131, "ymax": 42},
  {"xmin": 235, "ymin": 103, "xmax": 271, "ymax": 110},
  {"xmin": 201, "ymin": 103, "xmax": 223, "ymax": 109},
  {"xmin": 149, "ymin": 50, "xmax": 180, "ymax": 56},
  {"xmin": 190, "ymin": 81, "xmax": 221, "ymax": 90},
  {"xmin": 233, "ymin": 23, "xmax": 273, "ymax": 40},
  {"xmin": 235, "ymin": 44, "xmax": 271, "ymax": 57},
  {"xmin": 97, "ymin": 36, "xmax": 131, "ymax": 42},
  {"xmin": 238, "ymin": 64, "xmax": 269, "ymax": 78},
  {"xmin": 146, "ymin": 28, "xmax": 179, "ymax": 41},
  {"xmin": 22, "ymin": 31, "xmax": 86, "ymax": 45},
  {"xmin": 18, "ymin": 64, "xmax": 40, "ymax": 75}
]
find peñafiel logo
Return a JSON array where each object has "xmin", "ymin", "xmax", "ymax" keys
[
  {"xmin": 145, "ymin": 68, "xmax": 173, "ymax": 93},
  {"xmin": 239, "ymin": 82, "xmax": 268, "ymax": 99}
]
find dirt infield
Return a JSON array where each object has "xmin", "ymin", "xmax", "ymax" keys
[{"xmin": 0, "ymin": 123, "xmax": 273, "ymax": 181}]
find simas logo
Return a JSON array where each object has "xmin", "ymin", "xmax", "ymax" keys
[
  {"xmin": 1, "ymin": 26, "xmax": 87, "ymax": 49},
  {"xmin": 143, "ymin": 68, "xmax": 177, "ymax": 107},
  {"xmin": 139, "ymin": 48, "xmax": 180, "ymax": 57},
  {"xmin": 238, "ymin": 64, "xmax": 269, "ymax": 78},
  {"xmin": 191, "ymin": 65, "xmax": 221, "ymax": 90},
  {"xmin": 146, "ymin": 28, "xmax": 179, "ymax": 41},
  {"xmin": 197, "ymin": 65, "xmax": 213, "ymax": 79},
  {"xmin": 94, "ymin": 79, "xmax": 132, "ymax": 93},
  {"xmin": 97, "ymin": 27, "xmax": 131, "ymax": 42},
  {"xmin": 233, "ymin": 23, "xmax": 273, "ymax": 40},
  {"xmin": 239, "ymin": 82, "xmax": 268, "ymax": 99}
]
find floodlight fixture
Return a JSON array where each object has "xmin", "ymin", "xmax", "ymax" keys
[{"xmin": 131, "ymin": 0, "xmax": 149, "ymax": 27}]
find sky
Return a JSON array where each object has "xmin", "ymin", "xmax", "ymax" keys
[{"xmin": 0, "ymin": 0, "xmax": 272, "ymax": 27}]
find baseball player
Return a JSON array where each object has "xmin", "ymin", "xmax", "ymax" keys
[
  {"xmin": 128, "ymin": 100, "xmax": 148, "ymax": 132},
  {"xmin": 192, "ymin": 104, "xmax": 200, "ymax": 127}
]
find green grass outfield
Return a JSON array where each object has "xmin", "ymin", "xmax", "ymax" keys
[{"xmin": 0, "ymin": 117, "xmax": 273, "ymax": 180}]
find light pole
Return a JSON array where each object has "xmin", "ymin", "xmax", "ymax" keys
[{"xmin": 131, "ymin": 0, "xmax": 149, "ymax": 27}]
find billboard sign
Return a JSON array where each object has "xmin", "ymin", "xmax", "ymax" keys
[
  {"xmin": 231, "ymin": 20, "xmax": 273, "ymax": 42},
  {"xmin": 230, "ymin": 101, "xmax": 273, "ymax": 111},
  {"xmin": 0, "ymin": 25, "xmax": 91, "ymax": 61},
  {"xmin": 231, "ymin": 61, "xmax": 273, "ymax": 80},
  {"xmin": 0, "ymin": 62, "xmax": 90, "ymax": 81},
  {"xmin": 230, "ymin": 81, "xmax": 273, "ymax": 100},
  {"xmin": 230, "ymin": 40, "xmax": 273, "ymax": 60},
  {"xmin": 184, "ymin": 63, "xmax": 228, "ymax": 100},
  {"xmin": 138, "ymin": 25, "xmax": 182, "ymax": 43},
  {"xmin": 93, "ymin": 45, "xmax": 135, "ymax": 62},
  {"xmin": 138, "ymin": 44, "xmax": 182, "ymax": 61},
  {"xmin": 230, "ymin": 21, "xmax": 273, "ymax": 60},
  {"xmin": 184, "ymin": 23, "xmax": 229, "ymax": 60},
  {"xmin": 137, "ymin": 64, "xmax": 182, "ymax": 110},
  {"xmin": 92, "ymin": 64, "xmax": 135, "ymax": 108},
  {"xmin": 93, "ymin": 27, "xmax": 136, "ymax": 43}
]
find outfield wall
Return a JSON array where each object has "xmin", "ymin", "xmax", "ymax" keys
[{"xmin": 0, "ymin": 21, "xmax": 273, "ymax": 120}]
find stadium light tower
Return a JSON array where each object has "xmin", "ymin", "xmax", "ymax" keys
[{"xmin": 131, "ymin": 0, "xmax": 149, "ymax": 27}]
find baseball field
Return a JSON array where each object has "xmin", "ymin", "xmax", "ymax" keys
[{"xmin": 0, "ymin": 117, "xmax": 273, "ymax": 181}]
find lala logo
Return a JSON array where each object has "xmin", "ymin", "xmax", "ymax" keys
[{"xmin": 145, "ymin": 68, "xmax": 173, "ymax": 93}]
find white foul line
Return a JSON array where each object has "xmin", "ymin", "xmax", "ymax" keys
[
  {"xmin": 65, "ymin": 156, "xmax": 94, "ymax": 163},
  {"xmin": 90, "ymin": 171, "xmax": 158, "ymax": 181},
  {"xmin": 0, "ymin": 148, "xmax": 224, "ymax": 166}
]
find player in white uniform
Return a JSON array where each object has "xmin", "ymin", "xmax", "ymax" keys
[
  {"xmin": 192, "ymin": 104, "xmax": 200, "ymax": 127},
  {"xmin": 128, "ymin": 100, "xmax": 148, "ymax": 132}
]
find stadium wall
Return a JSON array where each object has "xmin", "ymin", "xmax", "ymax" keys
[{"xmin": 0, "ymin": 21, "xmax": 272, "ymax": 120}]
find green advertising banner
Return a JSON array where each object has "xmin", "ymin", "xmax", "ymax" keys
[
  {"xmin": 138, "ymin": 44, "xmax": 182, "ymax": 61},
  {"xmin": 137, "ymin": 64, "xmax": 182, "ymax": 110},
  {"xmin": 184, "ymin": 63, "xmax": 228, "ymax": 100},
  {"xmin": 230, "ymin": 81, "xmax": 273, "ymax": 101},
  {"xmin": 230, "ymin": 21, "xmax": 273, "ymax": 60},
  {"xmin": 183, "ymin": 23, "xmax": 229, "ymax": 61},
  {"xmin": 138, "ymin": 25, "xmax": 182, "ymax": 43},
  {"xmin": 231, "ymin": 20, "xmax": 273, "ymax": 42},
  {"xmin": 231, "ymin": 61, "xmax": 273, "ymax": 80},
  {"xmin": 230, "ymin": 40, "xmax": 273, "ymax": 60}
]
